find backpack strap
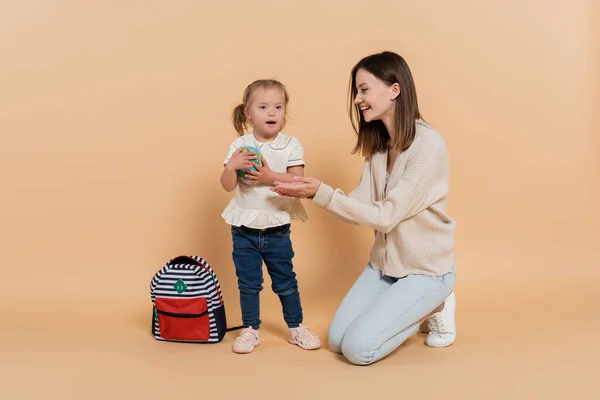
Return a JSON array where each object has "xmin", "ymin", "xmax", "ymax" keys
[
  {"xmin": 153, "ymin": 255, "xmax": 244, "ymax": 333},
  {"xmin": 226, "ymin": 325, "xmax": 244, "ymax": 332},
  {"xmin": 169, "ymin": 256, "xmax": 244, "ymax": 332}
]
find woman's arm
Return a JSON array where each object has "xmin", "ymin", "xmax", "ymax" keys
[
  {"xmin": 313, "ymin": 144, "xmax": 445, "ymax": 233},
  {"xmin": 271, "ymin": 158, "xmax": 370, "ymax": 204},
  {"xmin": 274, "ymin": 140, "xmax": 447, "ymax": 233},
  {"xmin": 346, "ymin": 159, "xmax": 372, "ymax": 203},
  {"xmin": 312, "ymin": 178, "xmax": 423, "ymax": 233}
]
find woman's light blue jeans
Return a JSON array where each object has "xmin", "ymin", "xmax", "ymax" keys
[{"xmin": 328, "ymin": 263, "xmax": 455, "ymax": 365}]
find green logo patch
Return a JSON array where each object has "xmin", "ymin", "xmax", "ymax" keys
[{"xmin": 173, "ymin": 279, "xmax": 187, "ymax": 294}]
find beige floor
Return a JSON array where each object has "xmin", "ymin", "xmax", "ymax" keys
[
  {"xmin": 2, "ymin": 263, "xmax": 598, "ymax": 400},
  {"xmin": 1, "ymin": 1, "xmax": 598, "ymax": 398}
]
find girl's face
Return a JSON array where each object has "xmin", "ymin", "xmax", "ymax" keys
[
  {"xmin": 353, "ymin": 68, "xmax": 399, "ymax": 124},
  {"xmin": 246, "ymin": 87, "xmax": 286, "ymax": 140}
]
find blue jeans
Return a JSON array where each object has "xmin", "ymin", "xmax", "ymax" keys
[
  {"xmin": 231, "ymin": 224, "xmax": 303, "ymax": 330},
  {"xmin": 328, "ymin": 263, "xmax": 455, "ymax": 365}
]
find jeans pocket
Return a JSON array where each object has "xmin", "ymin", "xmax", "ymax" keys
[{"xmin": 275, "ymin": 225, "xmax": 291, "ymax": 237}]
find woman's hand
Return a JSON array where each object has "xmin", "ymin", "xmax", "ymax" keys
[{"xmin": 270, "ymin": 176, "xmax": 321, "ymax": 199}]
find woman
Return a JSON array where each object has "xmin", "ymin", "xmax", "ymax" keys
[{"xmin": 271, "ymin": 51, "xmax": 457, "ymax": 365}]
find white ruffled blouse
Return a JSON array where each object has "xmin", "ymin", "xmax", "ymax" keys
[{"xmin": 221, "ymin": 132, "xmax": 308, "ymax": 229}]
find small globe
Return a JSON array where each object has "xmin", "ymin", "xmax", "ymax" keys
[{"xmin": 236, "ymin": 146, "xmax": 263, "ymax": 178}]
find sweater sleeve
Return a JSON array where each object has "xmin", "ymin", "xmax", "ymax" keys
[
  {"xmin": 347, "ymin": 159, "xmax": 371, "ymax": 202},
  {"xmin": 312, "ymin": 141, "xmax": 445, "ymax": 233},
  {"xmin": 312, "ymin": 159, "xmax": 371, "ymax": 225}
]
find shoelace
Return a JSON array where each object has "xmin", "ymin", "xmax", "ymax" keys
[
  {"xmin": 427, "ymin": 314, "xmax": 445, "ymax": 334},
  {"xmin": 236, "ymin": 329, "xmax": 257, "ymax": 344},
  {"xmin": 293, "ymin": 326, "xmax": 318, "ymax": 344}
]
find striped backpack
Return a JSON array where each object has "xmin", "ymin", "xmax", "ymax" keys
[{"xmin": 150, "ymin": 255, "xmax": 241, "ymax": 343}]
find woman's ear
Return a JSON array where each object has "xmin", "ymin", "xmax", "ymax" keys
[{"xmin": 390, "ymin": 83, "xmax": 400, "ymax": 100}]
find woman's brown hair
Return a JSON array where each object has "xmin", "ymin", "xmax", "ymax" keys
[
  {"xmin": 348, "ymin": 51, "xmax": 423, "ymax": 157},
  {"xmin": 232, "ymin": 79, "xmax": 290, "ymax": 136}
]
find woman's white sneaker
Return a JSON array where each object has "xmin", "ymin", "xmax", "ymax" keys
[{"xmin": 420, "ymin": 291, "xmax": 456, "ymax": 348}]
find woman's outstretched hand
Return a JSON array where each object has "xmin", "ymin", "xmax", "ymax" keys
[{"xmin": 270, "ymin": 176, "xmax": 321, "ymax": 199}]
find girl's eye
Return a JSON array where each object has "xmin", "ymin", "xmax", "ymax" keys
[
  {"xmin": 259, "ymin": 106, "xmax": 266, "ymax": 109},
  {"xmin": 276, "ymin": 106, "xmax": 282, "ymax": 109}
]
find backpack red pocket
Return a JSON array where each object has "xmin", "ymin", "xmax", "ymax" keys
[{"xmin": 155, "ymin": 297, "xmax": 210, "ymax": 341}]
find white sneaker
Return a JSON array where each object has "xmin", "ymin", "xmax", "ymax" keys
[
  {"xmin": 288, "ymin": 324, "xmax": 321, "ymax": 350},
  {"xmin": 232, "ymin": 327, "xmax": 260, "ymax": 354},
  {"xmin": 420, "ymin": 292, "xmax": 456, "ymax": 348}
]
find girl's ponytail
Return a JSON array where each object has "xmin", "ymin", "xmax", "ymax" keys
[{"xmin": 232, "ymin": 104, "xmax": 247, "ymax": 136}]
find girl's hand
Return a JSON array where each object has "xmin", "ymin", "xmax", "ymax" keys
[
  {"xmin": 245, "ymin": 158, "xmax": 275, "ymax": 185},
  {"xmin": 225, "ymin": 147, "xmax": 257, "ymax": 171},
  {"xmin": 270, "ymin": 176, "xmax": 321, "ymax": 199}
]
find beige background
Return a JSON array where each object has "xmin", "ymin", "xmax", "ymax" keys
[{"xmin": 1, "ymin": 0, "xmax": 598, "ymax": 399}]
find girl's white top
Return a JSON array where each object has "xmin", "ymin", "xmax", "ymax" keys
[{"xmin": 221, "ymin": 132, "xmax": 308, "ymax": 229}]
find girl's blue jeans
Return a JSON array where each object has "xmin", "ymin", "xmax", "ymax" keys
[{"xmin": 231, "ymin": 224, "xmax": 303, "ymax": 330}]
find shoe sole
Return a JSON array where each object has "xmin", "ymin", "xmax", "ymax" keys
[
  {"xmin": 425, "ymin": 341, "xmax": 455, "ymax": 348},
  {"xmin": 233, "ymin": 340, "xmax": 260, "ymax": 354},
  {"xmin": 425, "ymin": 335, "xmax": 456, "ymax": 348},
  {"xmin": 288, "ymin": 338, "xmax": 320, "ymax": 350}
]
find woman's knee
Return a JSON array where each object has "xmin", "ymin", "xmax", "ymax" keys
[
  {"xmin": 327, "ymin": 325, "xmax": 344, "ymax": 354},
  {"xmin": 342, "ymin": 337, "xmax": 375, "ymax": 365},
  {"xmin": 340, "ymin": 329, "xmax": 377, "ymax": 366}
]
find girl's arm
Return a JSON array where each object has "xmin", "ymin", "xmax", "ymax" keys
[
  {"xmin": 221, "ymin": 146, "xmax": 257, "ymax": 192},
  {"xmin": 266, "ymin": 138, "xmax": 306, "ymax": 183},
  {"xmin": 244, "ymin": 158, "xmax": 303, "ymax": 185},
  {"xmin": 267, "ymin": 164, "xmax": 305, "ymax": 184},
  {"xmin": 220, "ymin": 165, "xmax": 238, "ymax": 192}
]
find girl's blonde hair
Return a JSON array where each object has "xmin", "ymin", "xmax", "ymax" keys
[{"xmin": 232, "ymin": 79, "xmax": 290, "ymax": 136}]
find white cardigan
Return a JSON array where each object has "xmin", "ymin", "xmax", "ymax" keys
[{"xmin": 312, "ymin": 121, "xmax": 456, "ymax": 277}]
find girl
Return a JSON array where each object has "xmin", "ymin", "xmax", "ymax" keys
[
  {"xmin": 272, "ymin": 52, "xmax": 457, "ymax": 365},
  {"xmin": 220, "ymin": 79, "xmax": 320, "ymax": 354}
]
